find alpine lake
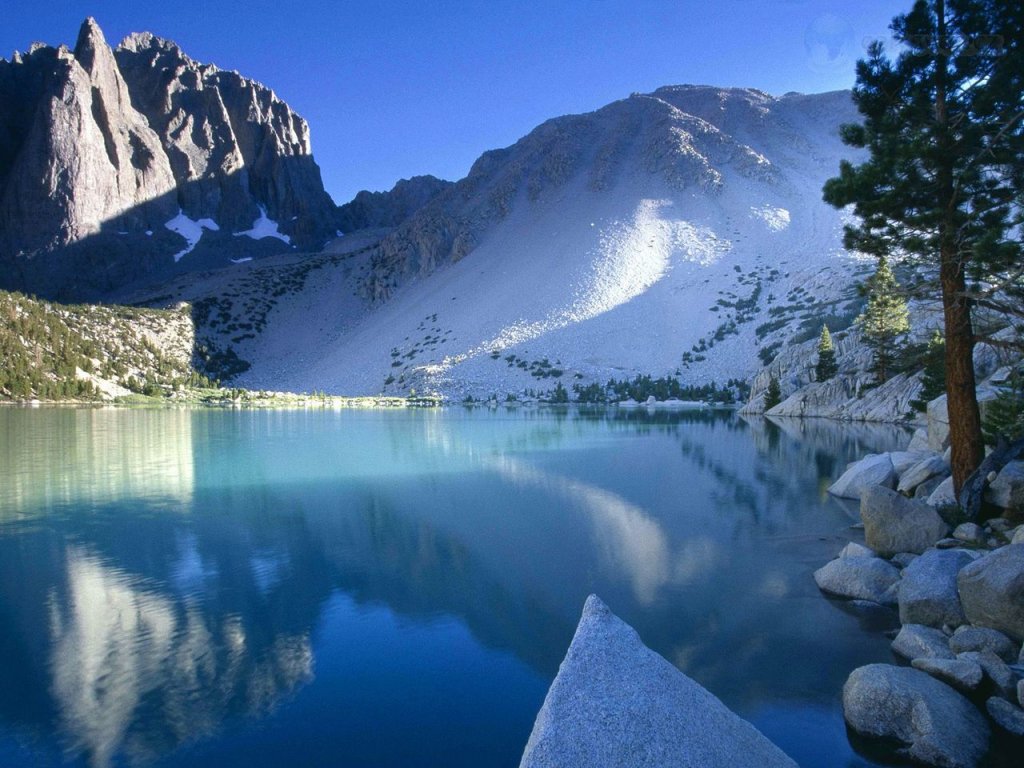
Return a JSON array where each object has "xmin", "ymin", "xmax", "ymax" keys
[{"xmin": 0, "ymin": 405, "xmax": 919, "ymax": 767}]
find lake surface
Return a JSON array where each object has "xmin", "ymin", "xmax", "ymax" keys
[{"xmin": 0, "ymin": 406, "xmax": 913, "ymax": 767}]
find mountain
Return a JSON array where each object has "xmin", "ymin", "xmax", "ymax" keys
[
  {"xmin": 133, "ymin": 85, "xmax": 872, "ymax": 399},
  {"xmin": 338, "ymin": 175, "xmax": 453, "ymax": 234},
  {"xmin": 0, "ymin": 18, "xmax": 338, "ymax": 300}
]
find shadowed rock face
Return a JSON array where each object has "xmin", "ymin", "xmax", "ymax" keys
[
  {"xmin": 0, "ymin": 17, "xmax": 338, "ymax": 299},
  {"xmin": 338, "ymin": 175, "xmax": 453, "ymax": 234}
]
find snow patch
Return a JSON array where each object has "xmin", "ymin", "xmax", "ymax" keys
[
  {"xmin": 165, "ymin": 211, "xmax": 219, "ymax": 262},
  {"xmin": 750, "ymin": 205, "xmax": 790, "ymax": 232},
  {"xmin": 234, "ymin": 206, "xmax": 291, "ymax": 244},
  {"xmin": 230, "ymin": 257, "xmax": 253, "ymax": 264}
]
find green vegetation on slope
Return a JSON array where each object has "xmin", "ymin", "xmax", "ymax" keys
[{"xmin": 0, "ymin": 290, "xmax": 212, "ymax": 401}]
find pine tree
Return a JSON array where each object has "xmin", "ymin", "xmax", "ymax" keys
[
  {"xmin": 823, "ymin": 0, "xmax": 1024, "ymax": 493},
  {"xmin": 909, "ymin": 330, "xmax": 946, "ymax": 412},
  {"xmin": 763, "ymin": 376, "xmax": 782, "ymax": 410},
  {"xmin": 982, "ymin": 369, "xmax": 1024, "ymax": 447},
  {"xmin": 815, "ymin": 325, "xmax": 838, "ymax": 382},
  {"xmin": 858, "ymin": 257, "xmax": 910, "ymax": 384}
]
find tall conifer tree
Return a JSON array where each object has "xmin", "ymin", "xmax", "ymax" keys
[
  {"xmin": 815, "ymin": 325, "xmax": 838, "ymax": 382},
  {"xmin": 859, "ymin": 257, "xmax": 910, "ymax": 383},
  {"xmin": 823, "ymin": 0, "xmax": 1024, "ymax": 493}
]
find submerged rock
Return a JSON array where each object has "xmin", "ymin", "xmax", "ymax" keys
[
  {"xmin": 843, "ymin": 664, "xmax": 989, "ymax": 768},
  {"xmin": 957, "ymin": 545, "xmax": 1024, "ymax": 642},
  {"xmin": 519, "ymin": 595, "xmax": 797, "ymax": 768},
  {"xmin": 861, "ymin": 486, "xmax": 950, "ymax": 557}
]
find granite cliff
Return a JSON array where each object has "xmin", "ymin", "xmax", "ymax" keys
[{"xmin": 0, "ymin": 18, "xmax": 338, "ymax": 299}]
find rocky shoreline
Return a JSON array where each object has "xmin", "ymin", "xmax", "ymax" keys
[{"xmin": 814, "ymin": 412, "xmax": 1024, "ymax": 766}]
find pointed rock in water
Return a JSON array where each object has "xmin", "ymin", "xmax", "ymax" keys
[
  {"xmin": 828, "ymin": 454, "xmax": 896, "ymax": 499},
  {"xmin": 843, "ymin": 664, "xmax": 989, "ymax": 768},
  {"xmin": 519, "ymin": 595, "xmax": 797, "ymax": 768},
  {"xmin": 814, "ymin": 556, "xmax": 900, "ymax": 606},
  {"xmin": 861, "ymin": 485, "xmax": 950, "ymax": 557},
  {"xmin": 891, "ymin": 624, "xmax": 955, "ymax": 662}
]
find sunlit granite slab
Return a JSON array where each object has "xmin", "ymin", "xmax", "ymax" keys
[{"xmin": 520, "ymin": 595, "xmax": 797, "ymax": 768}]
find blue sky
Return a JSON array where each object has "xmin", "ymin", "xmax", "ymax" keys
[{"xmin": 2, "ymin": 1, "xmax": 907, "ymax": 204}]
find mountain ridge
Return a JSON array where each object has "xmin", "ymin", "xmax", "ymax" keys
[{"xmin": 144, "ymin": 84, "xmax": 870, "ymax": 399}]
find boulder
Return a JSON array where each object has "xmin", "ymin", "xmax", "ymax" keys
[
  {"xmin": 891, "ymin": 451, "xmax": 931, "ymax": 476},
  {"xmin": 948, "ymin": 626, "xmax": 1018, "ymax": 663},
  {"xmin": 952, "ymin": 523, "xmax": 986, "ymax": 546},
  {"xmin": 927, "ymin": 390, "xmax": 1000, "ymax": 454},
  {"xmin": 986, "ymin": 461, "xmax": 1024, "ymax": 515},
  {"xmin": 519, "ymin": 595, "xmax": 797, "ymax": 768},
  {"xmin": 957, "ymin": 545, "xmax": 1024, "ymax": 641},
  {"xmin": 897, "ymin": 455, "xmax": 950, "ymax": 495},
  {"xmin": 907, "ymin": 427, "xmax": 930, "ymax": 453},
  {"xmin": 910, "ymin": 657, "xmax": 983, "ymax": 693},
  {"xmin": 927, "ymin": 476, "xmax": 957, "ymax": 508},
  {"xmin": 814, "ymin": 557, "xmax": 900, "ymax": 606},
  {"xmin": 861, "ymin": 486, "xmax": 950, "ymax": 557},
  {"xmin": 1014, "ymin": 526, "xmax": 1024, "ymax": 545},
  {"xmin": 927, "ymin": 396, "xmax": 952, "ymax": 452},
  {"xmin": 838, "ymin": 541, "xmax": 876, "ymax": 559},
  {"xmin": 914, "ymin": 475, "xmax": 946, "ymax": 500},
  {"xmin": 843, "ymin": 664, "xmax": 989, "ymax": 768},
  {"xmin": 891, "ymin": 552, "xmax": 918, "ymax": 569},
  {"xmin": 891, "ymin": 624, "xmax": 955, "ymax": 662},
  {"xmin": 828, "ymin": 454, "xmax": 896, "ymax": 499},
  {"xmin": 898, "ymin": 549, "xmax": 974, "ymax": 628},
  {"xmin": 986, "ymin": 698, "xmax": 1024, "ymax": 737},
  {"xmin": 957, "ymin": 651, "xmax": 1017, "ymax": 700},
  {"xmin": 987, "ymin": 518, "xmax": 1013, "ymax": 534}
]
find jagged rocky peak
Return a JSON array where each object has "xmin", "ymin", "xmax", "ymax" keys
[
  {"xmin": 114, "ymin": 29, "xmax": 334, "ymax": 238},
  {"xmin": 0, "ymin": 17, "xmax": 339, "ymax": 300},
  {"xmin": 0, "ymin": 17, "xmax": 178, "ymax": 256},
  {"xmin": 338, "ymin": 175, "xmax": 453, "ymax": 233}
]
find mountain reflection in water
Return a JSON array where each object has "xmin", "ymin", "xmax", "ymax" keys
[{"xmin": 0, "ymin": 407, "xmax": 911, "ymax": 768}]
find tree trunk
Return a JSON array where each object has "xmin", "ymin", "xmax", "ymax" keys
[
  {"xmin": 935, "ymin": 0, "xmax": 984, "ymax": 496},
  {"xmin": 942, "ymin": 257, "xmax": 984, "ymax": 495}
]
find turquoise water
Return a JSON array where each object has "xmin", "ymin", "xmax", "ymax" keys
[{"xmin": 0, "ymin": 406, "xmax": 911, "ymax": 767}]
